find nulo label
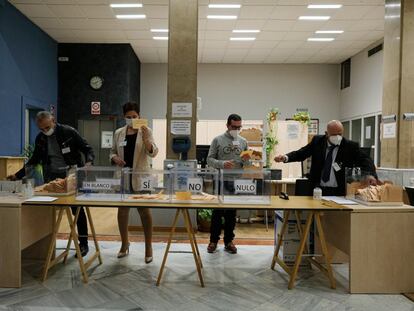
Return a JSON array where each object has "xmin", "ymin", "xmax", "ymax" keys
[
  {"xmin": 83, "ymin": 182, "xmax": 112, "ymax": 190},
  {"xmin": 187, "ymin": 178, "xmax": 203, "ymax": 192},
  {"xmin": 234, "ymin": 180, "xmax": 257, "ymax": 194},
  {"xmin": 139, "ymin": 176, "xmax": 157, "ymax": 191}
]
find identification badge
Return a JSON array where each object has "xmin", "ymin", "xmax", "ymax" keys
[
  {"xmin": 333, "ymin": 162, "xmax": 341, "ymax": 172},
  {"xmin": 232, "ymin": 141, "xmax": 240, "ymax": 146},
  {"xmin": 62, "ymin": 147, "xmax": 71, "ymax": 154},
  {"xmin": 119, "ymin": 141, "xmax": 127, "ymax": 147}
]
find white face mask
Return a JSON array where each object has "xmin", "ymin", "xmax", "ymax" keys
[
  {"xmin": 329, "ymin": 135, "xmax": 343, "ymax": 146},
  {"xmin": 44, "ymin": 127, "xmax": 55, "ymax": 136},
  {"xmin": 229, "ymin": 130, "xmax": 239, "ymax": 139},
  {"xmin": 125, "ymin": 118, "xmax": 133, "ymax": 127}
]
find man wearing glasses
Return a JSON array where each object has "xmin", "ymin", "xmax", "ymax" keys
[{"xmin": 206, "ymin": 114, "xmax": 251, "ymax": 254}]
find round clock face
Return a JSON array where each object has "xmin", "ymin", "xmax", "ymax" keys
[{"xmin": 90, "ymin": 76, "xmax": 103, "ymax": 90}]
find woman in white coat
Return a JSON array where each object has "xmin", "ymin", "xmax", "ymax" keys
[{"xmin": 110, "ymin": 102, "xmax": 158, "ymax": 263}]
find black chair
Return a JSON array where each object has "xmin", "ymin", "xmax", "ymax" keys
[{"xmin": 294, "ymin": 178, "xmax": 313, "ymax": 196}]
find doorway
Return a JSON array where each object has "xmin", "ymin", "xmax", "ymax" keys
[{"xmin": 78, "ymin": 117, "xmax": 117, "ymax": 166}]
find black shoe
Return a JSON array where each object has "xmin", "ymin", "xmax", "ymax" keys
[{"xmin": 75, "ymin": 244, "xmax": 89, "ymax": 258}]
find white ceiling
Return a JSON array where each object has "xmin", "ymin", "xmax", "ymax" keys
[{"xmin": 10, "ymin": 0, "xmax": 385, "ymax": 64}]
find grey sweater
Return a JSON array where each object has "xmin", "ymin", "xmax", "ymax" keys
[{"xmin": 207, "ymin": 132, "xmax": 249, "ymax": 169}]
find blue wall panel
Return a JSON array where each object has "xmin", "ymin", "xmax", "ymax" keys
[{"xmin": 0, "ymin": 1, "xmax": 57, "ymax": 156}]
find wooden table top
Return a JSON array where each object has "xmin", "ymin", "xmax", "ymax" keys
[{"xmin": 20, "ymin": 195, "xmax": 351, "ymax": 211}]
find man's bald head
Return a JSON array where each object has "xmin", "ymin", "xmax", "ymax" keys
[{"xmin": 326, "ymin": 120, "xmax": 344, "ymax": 136}]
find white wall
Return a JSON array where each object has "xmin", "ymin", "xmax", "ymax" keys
[
  {"xmin": 340, "ymin": 43, "xmax": 384, "ymax": 120},
  {"xmin": 140, "ymin": 63, "xmax": 340, "ymax": 132}
]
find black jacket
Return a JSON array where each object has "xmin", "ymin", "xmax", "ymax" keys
[
  {"xmin": 16, "ymin": 124, "xmax": 94, "ymax": 179},
  {"xmin": 286, "ymin": 135, "xmax": 376, "ymax": 195}
]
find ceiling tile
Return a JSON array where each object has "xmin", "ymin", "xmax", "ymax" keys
[
  {"xmin": 275, "ymin": 41, "xmax": 304, "ymax": 49},
  {"xmin": 80, "ymin": 5, "xmax": 114, "ymax": 19},
  {"xmin": 32, "ymin": 17, "xmax": 64, "ymax": 29},
  {"xmin": 204, "ymin": 31, "xmax": 232, "ymax": 40},
  {"xmin": 364, "ymin": 5, "xmax": 385, "ymax": 19},
  {"xmin": 206, "ymin": 20, "xmax": 237, "ymax": 31},
  {"xmin": 14, "ymin": 4, "xmax": 56, "ymax": 18},
  {"xmin": 239, "ymin": 6, "xmax": 275, "ymax": 19},
  {"xmin": 252, "ymin": 40, "xmax": 279, "ymax": 49},
  {"xmin": 125, "ymin": 30, "xmax": 153, "ymax": 40},
  {"xmin": 48, "ymin": 5, "xmax": 86, "ymax": 18},
  {"xmin": 234, "ymin": 19, "xmax": 266, "ymax": 29},
  {"xmin": 270, "ymin": 5, "xmax": 307, "ymax": 20},
  {"xmin": 256, "ymin": 31, "xmax": 287, "ymax": 41},
  {"xmin": 144, "ymin": 5, "xmax": 168, "ymax": 19},
  {"xmin": 263, "ymin": 20, "xmax": 296, "ymax": 31},
  {"xmin": 331, "ymin": 6, "xmax": 372, "ymax": 20}
]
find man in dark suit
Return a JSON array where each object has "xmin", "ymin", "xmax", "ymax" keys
[
  {"xmin": 274, "ymin": 120, "xmax": 377, "ymax": 196},
  {"xmin": 9, "ymin": 111, "xmax": 94, "ymax": 257}
]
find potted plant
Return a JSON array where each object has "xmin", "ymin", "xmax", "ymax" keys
[
  {"xmin": 197, "ymin": 209, "xmax": 213, "ymax": 232},
  {"xmin": 265, "ymin": 108, "xmax": 279, "ymax": 168},
  {"xmin": 293, "ymin": 111, "xmax": 311, "ymax": 126}
]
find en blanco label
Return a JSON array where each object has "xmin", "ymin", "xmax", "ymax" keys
[
  {"xmin": 62, "ymin": 147, "xmax": 71, "ymax": 154},
  {"xmin": 187, "ymin": 178, "xmax": 203, "ymax": 193},
  {"xmin": 234, "ymin": 180, "xmax": 257, "ymax": 194},
  {"xmin": 83, "ymin": 181, "xmax": 112, "ymax": 190}
]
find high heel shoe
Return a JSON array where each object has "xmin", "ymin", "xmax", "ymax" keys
[
  {"xmin": 145, "ymin": 247, "xmax": 153, "ymax": 264},
  {"xmin": 117, "ymin": 243, "xmax": 130, "ymax": 258}
]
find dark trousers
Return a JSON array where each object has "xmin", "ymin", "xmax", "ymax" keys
[
  {"xmin": 45, "ymin": 171, "xmax": 88, "ymax": 246},
  {"xmin": 210, "ymin": 209, "xmax": 236, "ymax": 244}
]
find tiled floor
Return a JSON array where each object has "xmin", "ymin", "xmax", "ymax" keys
[{"xmin": 0, "ymin": 241, "xmax": 412, "ymax": 311}]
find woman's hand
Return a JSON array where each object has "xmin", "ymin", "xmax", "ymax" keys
[
  {"xmin": 141, "ymin": 126, "xmax": 153, "ymax": 153},
  {"xmin": 112, "ymin": 156, "xmax": 126, "ymax": 167}
]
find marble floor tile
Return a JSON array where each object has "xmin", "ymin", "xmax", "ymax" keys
[{"xmin": 0, "ymin": 240, "xmax": 412, "ymax": 311}]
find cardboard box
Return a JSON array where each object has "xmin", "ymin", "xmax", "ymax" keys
[{"xmin": 239, "ymin": 128, "xmax": 262, "ymax": 142}]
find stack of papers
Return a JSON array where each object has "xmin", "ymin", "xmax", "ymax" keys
[
  {"xmin": 24, "ymin": 196, "xmax": 58, "ymax": 203},
  {"xmin": 321, "ymin": 196, "xmax": 358, "ymax": 205}
]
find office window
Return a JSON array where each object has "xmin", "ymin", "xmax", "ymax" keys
[{"xmin": 341, "ymin": 58, "xmax": 351, "ymax": 89}]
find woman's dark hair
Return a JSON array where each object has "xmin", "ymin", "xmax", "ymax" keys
[
  {"xmin": 227, "ymin": 113, "xmax": 242, "ymax": 125},
  {"xmin": 122, "ymin": 102, "xmax": 140, "ymax": 115}
]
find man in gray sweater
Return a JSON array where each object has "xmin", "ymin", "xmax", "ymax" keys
[{"xmin": 207, "ymin": 114, "xmax": 251, "ymax": 254}]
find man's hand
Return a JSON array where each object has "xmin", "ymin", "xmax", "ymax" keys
[
  {"xmin": 274, "ymin": 155, "xmax": 287, "ymax": 163},
  {"xmin": 241, "ymin": 153, "xmax": 251, "ymax": 162},
  {"xmin": 112, "ymin": 156, "xmax": 126, "ymax": 167},
  {"xmin": 224, "ymin": 161, "xmax": 234, "ymax": 169},
  {"xmin": 366, "ymin": 175, "xmax": 379, "ymax": 186},
  {"xmin": 7, "ymin": 174, "xmax": 17, "ymax": 181}
]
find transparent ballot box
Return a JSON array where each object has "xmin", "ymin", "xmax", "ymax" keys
[
  {"xmin": 171, "ymin": 168, "xmax": 219, "ymax": 204},
  {"xmin": 33, "ymin": 165, "xmax": 77, "ymax": 196},
  {"xmin": 220, "ymin": 169, "xmax": 271, "ymax": 205},
  {"xmin": 122, "ymin": 169, "xmax": 172, "ymax": 203},
  {"xmin": 76, "ymin": 166, "xmax": 122, "ymax": 201}
]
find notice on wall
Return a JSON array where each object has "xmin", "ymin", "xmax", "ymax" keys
[
  {"xmin": 383, "ymin": 122, "xmax": 396, "ymax": 139},
  {"xmin": 101, "ymin": 131, "xmax": 113, "ymax": 149},
  {"xmin": 91, "ymin": 101, "xmax": 101, "ymax": 115},
  {"xmin": 172, "ymin": 102, "xmax": 192, "ymax": 118},
  {"xmin": 287, "ymin": 123, "xmax": 299, "ymax": 140},
  {"xmin": 365, "ymin": 126, "xmax": 371, "ymax": 139},
  {"xmin": 171, "ymin": 120, "xmax": 191, "ymax": 135}
]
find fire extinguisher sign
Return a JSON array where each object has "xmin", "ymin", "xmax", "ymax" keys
[{"xmin": 91, "ymin": 101, "xmax": 101, "ymax": 115}]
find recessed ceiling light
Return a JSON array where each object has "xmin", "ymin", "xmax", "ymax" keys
[
  {"xmin": 316, "ymin": 30, "xmax": 344, "ymax": 34},
  {"xmin": 307, "ymin": 4, "xmax": 342, "ymax": 9},
  {"xmin": 232, "ymin": 29, "xmax": 260, "ymax": 33},
  {"xmin": 151, "ymin": 29, "xmax": 168, "ymax": 33},
  {"xmin": 230, "ymin": 37, "xmax": 256, "ymax": 41},
  {"xmin": 208, "ymin": 4, "xmax": 241, "ymax": 9},
  {"xmin": 207, "ymin": 15, "xmax": 238, "ymax": 19},
  {"xmin": 308, "ymin": 38, "xmax": 335, "ymax": 41},
  {"xmin": 116, "ymin": 14, "xmax": 146, "ymax": 19},
  {"xmin": 153, "ymin": 36, "xmax": 168, "ymax": 40},
  {"xmin": 299, "ymin": 16, "xmax": 330, "ymax": 20},
  {"xmin": 110, "ymin": 3, "xmax": 143, "ymax": 8}
]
